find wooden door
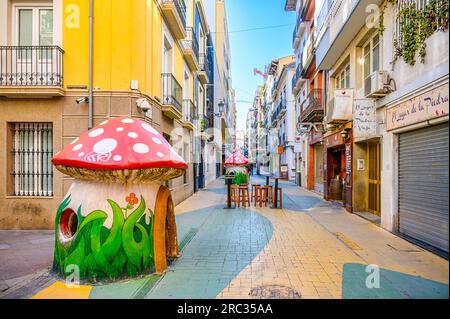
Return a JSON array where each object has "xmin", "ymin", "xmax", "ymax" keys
[{"xmin": 368, "ymin": 142, "xmax": 381, "ymax": 216}]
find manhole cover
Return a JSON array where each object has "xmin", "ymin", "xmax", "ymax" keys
[{"xmin": 249, "ymin": 285, "xmax": 301, "ymax": 299}]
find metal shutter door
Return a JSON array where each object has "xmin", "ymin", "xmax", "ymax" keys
[{"xmin": 399, "ymin": 123, "xmax": 449, "ymax": 253}]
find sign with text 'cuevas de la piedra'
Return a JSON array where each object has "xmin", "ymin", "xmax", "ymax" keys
[{"xmin": 387, "ymin": 84, "xmax": 449, "ymax": 131}]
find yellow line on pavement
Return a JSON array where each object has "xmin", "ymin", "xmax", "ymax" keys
[{"xmin": 32, "ymin": 281, "xmax": 93, "ymax": 299}]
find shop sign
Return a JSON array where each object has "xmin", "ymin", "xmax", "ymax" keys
[
  {"xmin": 387, "ymin": 84, "xmax": 449, "ymax": 131},
  {"xmin": 354, "ymin": 99, "xmax": 377, "ymax": 138},
  {"xmin": 345, "ymin": 144, "xmax": 351, "ymax": 186},
  {"xmin": 294, "ymin": 135, "xmax": 302, "ymax": 153}
]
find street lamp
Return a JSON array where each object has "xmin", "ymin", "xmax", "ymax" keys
[{"xmin": 214, "ymin": 100, "xmax": 225, "ymax": 117}]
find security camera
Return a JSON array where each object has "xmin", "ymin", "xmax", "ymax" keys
[
  {"xmin": 76, "ymin": 97, "xmax": 89, "ymax": 104},
  {"xmin": 136, "ymin": 98, "xmax": 151, "ymax": 112}
]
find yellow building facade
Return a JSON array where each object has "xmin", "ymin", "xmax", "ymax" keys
[{"xmin": 0, "ymin": 0, "xmax": 211, "ymax": 229}]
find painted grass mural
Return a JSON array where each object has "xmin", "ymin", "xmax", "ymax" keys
[{"xmin": 53, "ymin": 194, "xmax": 155, "ymax": 281}]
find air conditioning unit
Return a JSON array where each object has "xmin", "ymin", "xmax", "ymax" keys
[{"xmin": 365, "ymin": 71, "xmax": 389, "ymax": 98}]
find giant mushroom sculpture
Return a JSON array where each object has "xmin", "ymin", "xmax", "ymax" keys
[
  {"xmin": 52, "ymin": 117, "xmax": 187, "ymax": 281},
  {"xmin": 224, "ymin": 151, "xmax": 249, "ymax": 185}
]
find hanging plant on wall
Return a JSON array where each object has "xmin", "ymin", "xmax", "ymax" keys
[{"xmin": 379, "ymin": 0, "xmax": 449, "ymax": 65}]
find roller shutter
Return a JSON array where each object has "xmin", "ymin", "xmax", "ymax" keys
[{"xmin": 398, "ymin": 123, "xmax": 449, "ymax": 253}]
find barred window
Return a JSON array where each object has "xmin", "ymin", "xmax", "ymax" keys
[{"xmin": 10, "ymin": 123, "xmax": 53, "ymax": 196}]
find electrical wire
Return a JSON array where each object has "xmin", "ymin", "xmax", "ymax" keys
[{"xmin": 212, "ymin": 23, "xmax": 295, "ymax": 34}]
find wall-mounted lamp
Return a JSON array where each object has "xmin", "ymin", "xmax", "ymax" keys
[
  {"xmin": 214, "ymin": 100, "xmax": 225, "ymax": 117},
  {"xmin": 341, "ymin": 128, "xmax": 352, "ymax": 141}
]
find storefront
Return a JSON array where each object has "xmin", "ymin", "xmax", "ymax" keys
[
  {"xmin": 307, "ymin": 129, "xmax": 324, "ymax": 193},
  {"xmin": 387, "ymin": 83, "xmax": 449, "ymax": 255},
  {"xmin": 324, "ymin": 123, "xmax": 353, "ymax": 212}
]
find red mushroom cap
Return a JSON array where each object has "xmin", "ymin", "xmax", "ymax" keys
[
  {"xmin": 224, "ymin": 151, "xmax": 248, "ymax": 166},
  {"xmin": 52, "ymin": 117, "xmax": 188, "ymax": 172}
]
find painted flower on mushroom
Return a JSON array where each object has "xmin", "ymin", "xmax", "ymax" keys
[{"xmin": 126, "ymin": 193, "xmax": 138, "ymax": 207}]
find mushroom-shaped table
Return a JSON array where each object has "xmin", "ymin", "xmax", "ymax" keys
[
  {"xmin": 52, "ymin": 117, "xmax": 187, "ymax": 281},
  {"xmin": 223, "ymin": 152, "xmax": 249, "ymax": 209}
]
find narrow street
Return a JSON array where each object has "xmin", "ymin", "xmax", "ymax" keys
[{"xmin": 1, "ymin": 176, "xmax": 447, "ymax": 299}]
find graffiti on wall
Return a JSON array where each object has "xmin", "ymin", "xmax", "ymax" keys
[{"xmin": 53, "ymin": 193, "xmax": 155, "ymax": 281}]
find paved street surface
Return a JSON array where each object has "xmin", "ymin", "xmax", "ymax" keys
[{"xmin": 1, "ymin": 176, "xmax": 448, "ymax": 299}]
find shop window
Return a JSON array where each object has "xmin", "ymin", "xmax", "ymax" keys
[{"xmin": 9, "ymin": 122, "xmax": 53, "ymax": 196}]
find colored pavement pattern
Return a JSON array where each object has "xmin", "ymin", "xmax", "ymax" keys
[{"xmin": 1, "ymin": 176, "xmax": 448, "ymax": 299}]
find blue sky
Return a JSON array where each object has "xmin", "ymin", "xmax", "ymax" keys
[{"xmin": 226, "ymin": 0, "xmax": 296, "ymax": 133}]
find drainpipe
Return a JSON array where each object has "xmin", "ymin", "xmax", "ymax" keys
[{"xmin": 88, "ymin": 0, "xmax": 94, "ymax": 129}]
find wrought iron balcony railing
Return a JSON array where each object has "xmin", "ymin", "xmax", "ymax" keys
[
  {"xmin": 162, "ymin": 73, "xmax": 183, "ymax": 112},
  {"xmin": 183, "ymin": 99, "xmax": 196, "ymax": 123},
  {"xmin": 291, "ymin": 62, "xmax": 303, "ymax": 90},
  {"xmin": 301, "ymin": 88, "xmax": 324, "ymax": 122},
  {"xmin": 199, "ymin": 53, "xmax": 210, "ymax": 76},
  {"xmin": 0, "ymin": 46, "xmax": 64, "ymax": 87},
  {"xmin": 183, "ymin": 27, "xmax": 199, "ymax": 61}
]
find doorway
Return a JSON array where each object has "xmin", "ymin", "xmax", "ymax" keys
[
  {"xmin": 368, "ymin": 142, "xmax": 381, "ymax": 216},
  {"xmin": 327, "ymin": 146, "xmax": 345, "ymax": 201}
]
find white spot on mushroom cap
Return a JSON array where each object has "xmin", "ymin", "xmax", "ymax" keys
[
  {"xmin": 88, "ymin": 128, "xmax": 104, "ymax": 138},
  {"xmin": 128, "ymin": 132, "xmax": 138, "ymax": 139},
  {"xmin": 133, "ymin": 143, "xmax": 149, "ymax": 154},
  {"xmin": 100, "ymin": 120, "xmax": 109, "ymax": 125},
  {"xmin": 121, "ymin": 118, "xmax": 134, "ymax": 124},
  {"xmin": 93, "ymin": 138, "xmax": 118, "ymax": 154},
  {"xmin": 116, "ymin": 127, "xmax": 124, "ymax": 132},
  {"xmin": 152, "ymin": 137, "xmax": 162, "ymax": 145},
  {"xmin": 157, "ymin": 152, "xmax": 164, "ymax": 158},
  {"xmin": 72, "ymin": 144, "xmax": 83, "ymax": 151},
  {"xmin": 113, "ymin": 155, "xmax": 122, "ymax": 162},
  {"xmin": 142, "ymin": 123, "xmax": 159, "ymax": 134},
  {"xmin": 78, "ymin": 152, "xmax": 85, "ymax": 157}
]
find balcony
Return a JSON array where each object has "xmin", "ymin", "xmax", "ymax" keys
[
  {"xmin": 291, "ymin": 62, "xmax": 304, "ymax": 95},
  {"xmin": 161, "ymin": 0, "xmax": 187, "ymax": 40},
  {"xmin": 183, "ymin": 27, "xmax": 199, "ymax": 72},
  {"xmin": 301, "ymin": 89, "xmax": 324, "ymax": 123},
  {"xmin": 271, "ymin": 78, "xmax": 279, "ymax": 97},
  {"xmin": 161, "ymin": 73, "xmax": 183, "ymax": 119},
  {"xmin": 0, "ymin": 46, "xmax": 64, "ymax": 98},
  {"xmin": 270, "ymin": 98, "xmax": 287, "ymax": 126},
  {"xmin": 182, "ymin": 99, "xmax": 196, "ymax": 130},
  {"xmin": 301, "ymin": 29, "xmax": 315, "ymax": 75},
  {"xmin": 292, "ymin": 14, "xmax": 304, "ymax": 49},
  {"xmin": 316, "ymin": 0, "xmax": 384, "ymax": 69},
  {"xmin": 198, "ymin": 53, "xmax": 210, "ymax": 85}
]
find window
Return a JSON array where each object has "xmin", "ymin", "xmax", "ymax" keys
[
  {"xmin": 335, "ymin": 63, "xmax": 350, "ymax": 89},
  {"xmin": 16, "ymin": 7, "xmax": 53, "ymax": 46},
  {"xmin": 10, "ymin": 123, "xmax": 53, "ymax": 196},
  {"xmin": 363, "ymin": 33, "xmax": 380, "ymax": 81}
]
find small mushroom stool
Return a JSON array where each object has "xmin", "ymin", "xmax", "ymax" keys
[
  {"xmin": 238, "ymin": 185, "xmax": 251, "ymax": 208},
  {"xmin": 273, "ymin": 187, "xmax": 283, "ymax": 209},
  {"xmin": 260, "ymin": 185, "xmax": 273, "ymax": 207},
  {"xmin": 251, "ymin": 183, "xmax": 261, "ymax": 202}
]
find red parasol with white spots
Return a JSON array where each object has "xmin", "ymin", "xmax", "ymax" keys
[{"xmin": 52, "ymin": 117, "xmax": 187, "ymax": 183}]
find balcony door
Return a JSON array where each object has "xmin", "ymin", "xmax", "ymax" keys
[{"xmin": 12, "ymin": 7, "xmax": 54, "ymax": 85}]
